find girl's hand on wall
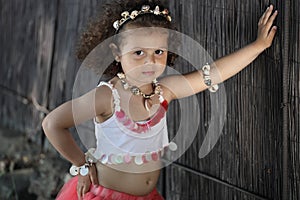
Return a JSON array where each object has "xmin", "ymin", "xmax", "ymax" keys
[
  {"xmin": 77, "ymin": 164, "xmax": 99, "ymax": 199},
  {"xmin": 254, "ymin": 4, "xmax": 278, "ymax": 51}
]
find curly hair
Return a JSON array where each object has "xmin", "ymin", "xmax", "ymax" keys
[{"xmin": 75, "ymin": 0, "xmax": 178, "ymax": 79}]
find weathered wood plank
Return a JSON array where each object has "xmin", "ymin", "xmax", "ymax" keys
[
  {"xmin": 165, "ymin": 164, "xmax": 260, "ymax": 200},
  {"xmin": 0, "ymin": 0, "xmax": 57, "ymax": 142},
  {"xmin": 165, "ymin": 0, "xmax": 283, "ymax": 199},
  {"xmin": 46, "ymin": 0, "xmax": 102, "ymax": 151},
  {"xmin": 289, "ymin": 0, "xmax": 300, "ymax": 197}
]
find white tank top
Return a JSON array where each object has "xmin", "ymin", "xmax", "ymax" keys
[{"xmin": 91, "ymin": 81, "xmax": 177, "ymax": 165}]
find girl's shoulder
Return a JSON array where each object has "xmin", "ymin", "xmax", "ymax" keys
[{"xmin": 94, "ymin": 79, "xmax": 116, "ymax": 117}]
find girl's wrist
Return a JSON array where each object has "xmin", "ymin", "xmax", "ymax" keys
[
  {"xmin": 251, "ymin": 40, "xmax": 267, "ymax": 54},
  {"xmin": 69, "ymin": 148, "xmax": 98, "ymax": 176},
  {"xmin": 70, "ymin": 162, "xmax": 92, "ymax": 176},
  {"xmin": 73, "ymin": 153, "xmax": 86, "ymax": 167}
]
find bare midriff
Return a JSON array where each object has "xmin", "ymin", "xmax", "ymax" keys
[{"xmin": 96, "ymin": 161, "xmax": 162, "ymax": 196}]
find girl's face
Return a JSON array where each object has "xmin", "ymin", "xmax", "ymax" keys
[{"xmin": 115, "ymin": 29, "xmax": 169, "ymax": 85}]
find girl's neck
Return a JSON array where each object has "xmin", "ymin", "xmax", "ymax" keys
[{"xmin": 122, "ymin": 77, "xmax": 155, "ymax": 94}]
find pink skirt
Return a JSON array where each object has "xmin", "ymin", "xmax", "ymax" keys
[{"xmin": 56, "ymin": 176, "xmax": 164, "ymax": 200}]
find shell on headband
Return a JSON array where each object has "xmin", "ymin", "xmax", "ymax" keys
[{"xmin": 113, "ymin": 5, "xmax": 172, "ymax": 31}]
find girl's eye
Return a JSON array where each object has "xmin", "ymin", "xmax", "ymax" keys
[
  {"xmin": 134, "ymin": 50, "xmax": 144, "ymax": 56},
  {"xmin": 155, "ymin": 50, "xmax": 164, "ymax": 55}
]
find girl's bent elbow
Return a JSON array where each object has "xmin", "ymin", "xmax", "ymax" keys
[
  {"xmin": 42, "ymin": 116, "xmax": 58, "ymax": 135},
  {"xmin": 42, "ymin": 117, "xmax": 52, "ymax": 134}
]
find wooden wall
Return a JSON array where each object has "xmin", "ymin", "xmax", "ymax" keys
[
  {"xmin": 288, "ymin": 0, "xmax": 300, "ymax": 199},
  {"xmin": 0, "ymin": 0, "xmax": 298, "ymax": 199}
]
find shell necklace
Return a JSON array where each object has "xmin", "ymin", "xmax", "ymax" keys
[{"xmin": 117, "ymin": 72, "xmax": 161, "ymax": 111}]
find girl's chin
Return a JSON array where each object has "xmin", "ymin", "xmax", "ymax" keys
[
  {"xmin": 125, "ymin": 72, "xmax": 161, "ymax": 83},
  {"xmin": 140, "ymin": 72, "xmax": 161, "ymax": 82}
]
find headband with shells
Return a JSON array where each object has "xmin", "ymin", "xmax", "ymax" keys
[{"xmin": 113, "ymin": 5, "xmax": 172, "ymax": 32}]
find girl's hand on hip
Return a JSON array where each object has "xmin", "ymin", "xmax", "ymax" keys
[
  {"xmin": 77, "ymin": 164, "xmax": 99, "ymax": 199},
  {"xmin": 254, "ymin": 4, "xmax": 278, "ymax": 51}
]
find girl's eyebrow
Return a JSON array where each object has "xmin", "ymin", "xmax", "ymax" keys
[
  {"xmin": 158, "ymin": 46, "xmax": 168, "ymax": 50},
  {"xmin": 130, "ymin": 47, "xmax": 168, "ymax": 50}
]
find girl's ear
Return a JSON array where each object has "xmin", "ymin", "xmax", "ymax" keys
[{"xmin": 109, "ymin": 43, "xmax": 121, "ymax": 62}]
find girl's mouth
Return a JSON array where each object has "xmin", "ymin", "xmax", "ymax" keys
[{"xmin": 142, "ymin": 71, "xmax": 155, "ymax": 75}]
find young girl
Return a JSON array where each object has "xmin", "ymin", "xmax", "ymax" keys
[{"xmin": 42, "ymin": 0, "xmax": 277, "ymax": 199}]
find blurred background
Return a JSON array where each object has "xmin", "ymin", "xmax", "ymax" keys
[{"xmin": 0, "ymin": 0, "xmax": 299, "ymax": 199}]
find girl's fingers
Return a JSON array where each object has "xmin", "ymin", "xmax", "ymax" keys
[
  {"xmin": 77, "ymin": 176, "xmax": 91, "ymax": 199},
  {"xmin": 268, "ymin": 26, "xmax": 277, "ymax": 40},
  {"xmin": 82, "ymin": 184, "xmax": 90, "ymax": 195},
  {"xmin": 77, "ymin": 186, "xmax": 83, "ymax": 199},
  {"xmin": 90, "ymin": 168, "xmax": 99, "ymax": 185},
  {"xmin": 262, "ymin": 5, "xmax": 274, "ymax": 25},
  {"xmin": 258, "ymin": 5, "xmax": 274, "ymax": 25},
  {"xmin": 258, "ymin": 9, "xmax": 267, "ymax": 25},
  {"xmin": 265, "ymin": 10, "xmax": 278, "ymax": 33}
]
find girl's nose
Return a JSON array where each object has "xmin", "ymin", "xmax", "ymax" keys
[{"xmin": 144, "ymin": 53, "xmax": 155, "ymax": 64}]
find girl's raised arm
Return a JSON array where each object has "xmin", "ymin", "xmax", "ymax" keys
[{"xmin": 162, "ymin": 5, "xmax": 277, "ymax": 100}]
